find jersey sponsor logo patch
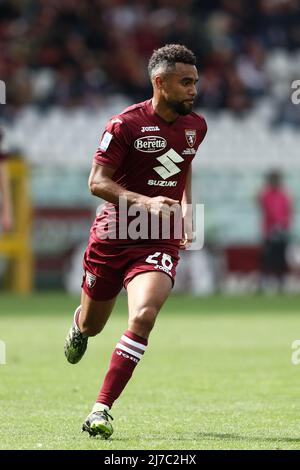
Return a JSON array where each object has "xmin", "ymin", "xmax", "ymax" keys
[
  {"xmin": 153, "ymin": 149, "xmax": 184, "ymax": 179},
  {"xmin": 185, "ymin": 129, "xmax": 197, "ymax": 147},
  {"xmin": 148, "ymin": 179, "xmax": 177, "ymax": 187},
  {"xmin": 86, "ymin": 270, "xmax": 96, "ymax": 289},
  {"xmin": 182, "ymin": 147, "xmax": 196, "ymax": 156},
  {"xmin": 141, "ymin": 126, "xmax": 160, "ymax": 133},
  {"xmin": 99, "ymin": 131, "xmax": 113, "ymax": 151},
  {"xmin": 134, "ymin": 136, "xmax": 167, "ymax": 153}
]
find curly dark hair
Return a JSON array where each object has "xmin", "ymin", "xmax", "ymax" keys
[{"xmin": 148, "ymin": 44, "xmax": 196, "ymax": 79}]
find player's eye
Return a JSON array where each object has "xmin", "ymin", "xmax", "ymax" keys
[{"xmin": 182, "ymin": 79, "xmax": 198, "ymax": 87}]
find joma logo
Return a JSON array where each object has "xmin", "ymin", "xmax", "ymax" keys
[{"xmin": 116, "ymin": 350, "xmax": 138, "ymax": 363}]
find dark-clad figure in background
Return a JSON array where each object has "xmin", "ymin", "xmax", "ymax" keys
[{"xmin": 257, "ymin": 170, "xmax": 293, "ymax": 292}]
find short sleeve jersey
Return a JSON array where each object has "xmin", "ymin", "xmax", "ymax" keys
[
  {"xmin": 91, "ymin": 99, "xmax": 207, "ymax": 246},
  {"xmin": 258, "ymin": 186, "xmax": 293, "ymax": 238}
]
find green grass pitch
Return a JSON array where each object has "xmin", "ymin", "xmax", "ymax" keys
[{"xmin": 1, "ymin": 292, "xmax": 300, "ymax": 450}]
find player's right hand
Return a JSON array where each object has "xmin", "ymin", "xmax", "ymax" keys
[{"xmin": 146, "ymin": 196, "xmax": 180, "ymax": 218}]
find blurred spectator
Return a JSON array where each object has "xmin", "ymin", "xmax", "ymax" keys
[
  {"xmin": 0, "ymin": 129, "xmax": 13, "ymax": 232},
  {"xmin": 257, "ymin": 169, "xmax": 293, "ymax": 291},
  {"xmin": 0, "ymin": 0, "xmax": 299, "ymax": 122}
]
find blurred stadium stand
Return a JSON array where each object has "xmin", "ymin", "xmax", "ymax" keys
[{"xmin": 0, "ymin": 0, "xmax": 300, "ymax": 293}]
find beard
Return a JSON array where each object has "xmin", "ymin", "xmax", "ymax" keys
[{"xmin": 167, "ymin": 98, "xmax": 193, "ymax": 116}]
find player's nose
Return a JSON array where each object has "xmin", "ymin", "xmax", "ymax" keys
[{"xmin": 188, "ymin": 85, "xmax": 197, "ymax": 98}]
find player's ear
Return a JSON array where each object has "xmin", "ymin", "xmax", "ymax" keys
[{"xmin": 154, "ymin": 75, "xmax": 163, "ymax": 90}]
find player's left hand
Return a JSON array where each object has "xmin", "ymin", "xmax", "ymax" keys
[
  {"xmin": 179, "ymin": 232, "xmax": 194, "ymax": 250},
  {"xmin": 180, "ymin": 218, "xmax": 194, "ymax": 250}
]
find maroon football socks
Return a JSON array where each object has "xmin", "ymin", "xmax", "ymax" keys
[{"xmin": 96, "ymin": 329, "xmax": 148, "ymax": 409}]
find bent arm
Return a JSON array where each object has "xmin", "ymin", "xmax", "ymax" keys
[
  {"xmin": 88, "ymin": 163, "xmax": 179, "ymax": 215},
  {"xmin": 180, "ymin": 165, "xmax": 193, "ymax": 249},
  {"xmin": 181, "ymin": 164, "xmax": 192, "ymax": 216},
  {"xmin": 88, "ymin": 162, "xmax": 148, "ymax": 207}
]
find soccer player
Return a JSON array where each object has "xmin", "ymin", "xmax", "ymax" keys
[
  {"xmin": 64, "ymin": 44, "xmax": 207, "ymax": 438},
  {"xmin": 0, "ymin": 129, "xmax": 13, "ymax": 232}
]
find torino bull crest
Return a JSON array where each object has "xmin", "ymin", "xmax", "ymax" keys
[{"xmin": 185, "ymin": 129, "xmax": 197, "ymax": 147}]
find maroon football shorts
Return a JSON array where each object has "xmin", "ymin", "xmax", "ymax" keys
[{"xmin": 81, "ymin": 237, "xmax": 180, "ymax": 301}]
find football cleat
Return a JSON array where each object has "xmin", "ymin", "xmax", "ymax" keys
[
  {"xmin": 64, "ymin": 320, "xmax": 88, "ymax": 364},
  {"xmin": 82, "ymin": 410, "xmax": 114, "ymax": 439}
]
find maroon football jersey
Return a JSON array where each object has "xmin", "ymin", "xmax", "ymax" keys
[{"xmin": 91, "ymin": 99, "xmax": 207, "ymax": 246}]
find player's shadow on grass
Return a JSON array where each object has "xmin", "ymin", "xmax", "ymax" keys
[
  {"xmin": 196, "ymin": 433, "xmax": 300, "ymax": 444},
  {"xmin": 111, "ymin": 433, "xmax": 300, "ymax": 444}
]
